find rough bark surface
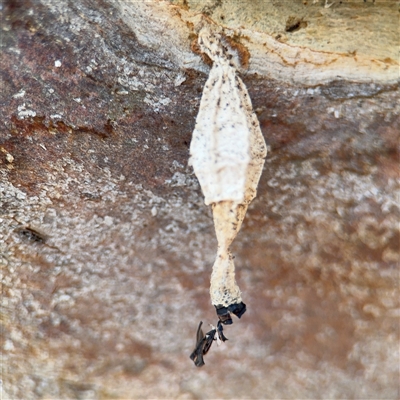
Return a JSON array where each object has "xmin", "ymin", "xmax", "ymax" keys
[{"xmin": 1, "ymin": 1, "xmax": 399, "ymax": 399}]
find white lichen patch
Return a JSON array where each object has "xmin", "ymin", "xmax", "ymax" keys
[
  {"xmin": 13, "ymin": 89, "xmax": 26, "ymax": 99},
  {"xmin": 189, "ymin": 26, "xmax": 267, "ymax": 308},
  {"xmin": 17, "ymin": 104, "xmax": 37, "ymax": 119}
]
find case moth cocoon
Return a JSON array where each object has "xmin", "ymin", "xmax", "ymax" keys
[{"xmin": 189, "ymin": 26, "xmax": 267, "ymax": 320}]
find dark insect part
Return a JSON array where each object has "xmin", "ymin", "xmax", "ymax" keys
[
  {"xmin": 190, "ymin": 321, "xmax": 229, "ymax": 367},
  {"xmin": 190, "ymin": 321, "xmax": 214, "ymax": 367},
  {"xmin": 216, "ymin": 320, "xmax": 228, "ymax": 342},
  {"xmin": 216, "ymin": 307, "xmax": 233, "ymax": 325},
  {"xmin": 229, "ymin": 302, "xmax": 246, "ymax": 318},
  {"xmin": 215, "ymin": 302, "xmax": 246, "ymax": 325},
  {"xmin": 17, "ymin": 227, "xmax": 46, "ymax": 243}
]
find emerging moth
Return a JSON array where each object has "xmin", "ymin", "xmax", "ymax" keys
[
  {"xmin": 190, "ymin": 321, "xmax": 228, "ymax": 367},
  {"xmin": 189, "ymin": 25, "xmax": 267, "ymax": 323}
]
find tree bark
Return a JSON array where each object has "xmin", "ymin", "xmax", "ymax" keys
[{"xmin": 1, "ymin": 1, "xmax": 398, "ymax": 398}]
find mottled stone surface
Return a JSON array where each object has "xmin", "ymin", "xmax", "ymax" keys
[{"xmin": 0, "ymin": 1, "xmax": 399, "ymax": 399}]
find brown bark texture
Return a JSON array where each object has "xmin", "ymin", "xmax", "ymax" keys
[{"xmin": 0, "ymin": 1, "xmax": 399, "ymax": 399}]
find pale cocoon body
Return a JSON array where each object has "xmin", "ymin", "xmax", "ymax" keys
[{"xmin": 189, "ymin": 26, "xmax": 267, "ymax": 310}]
